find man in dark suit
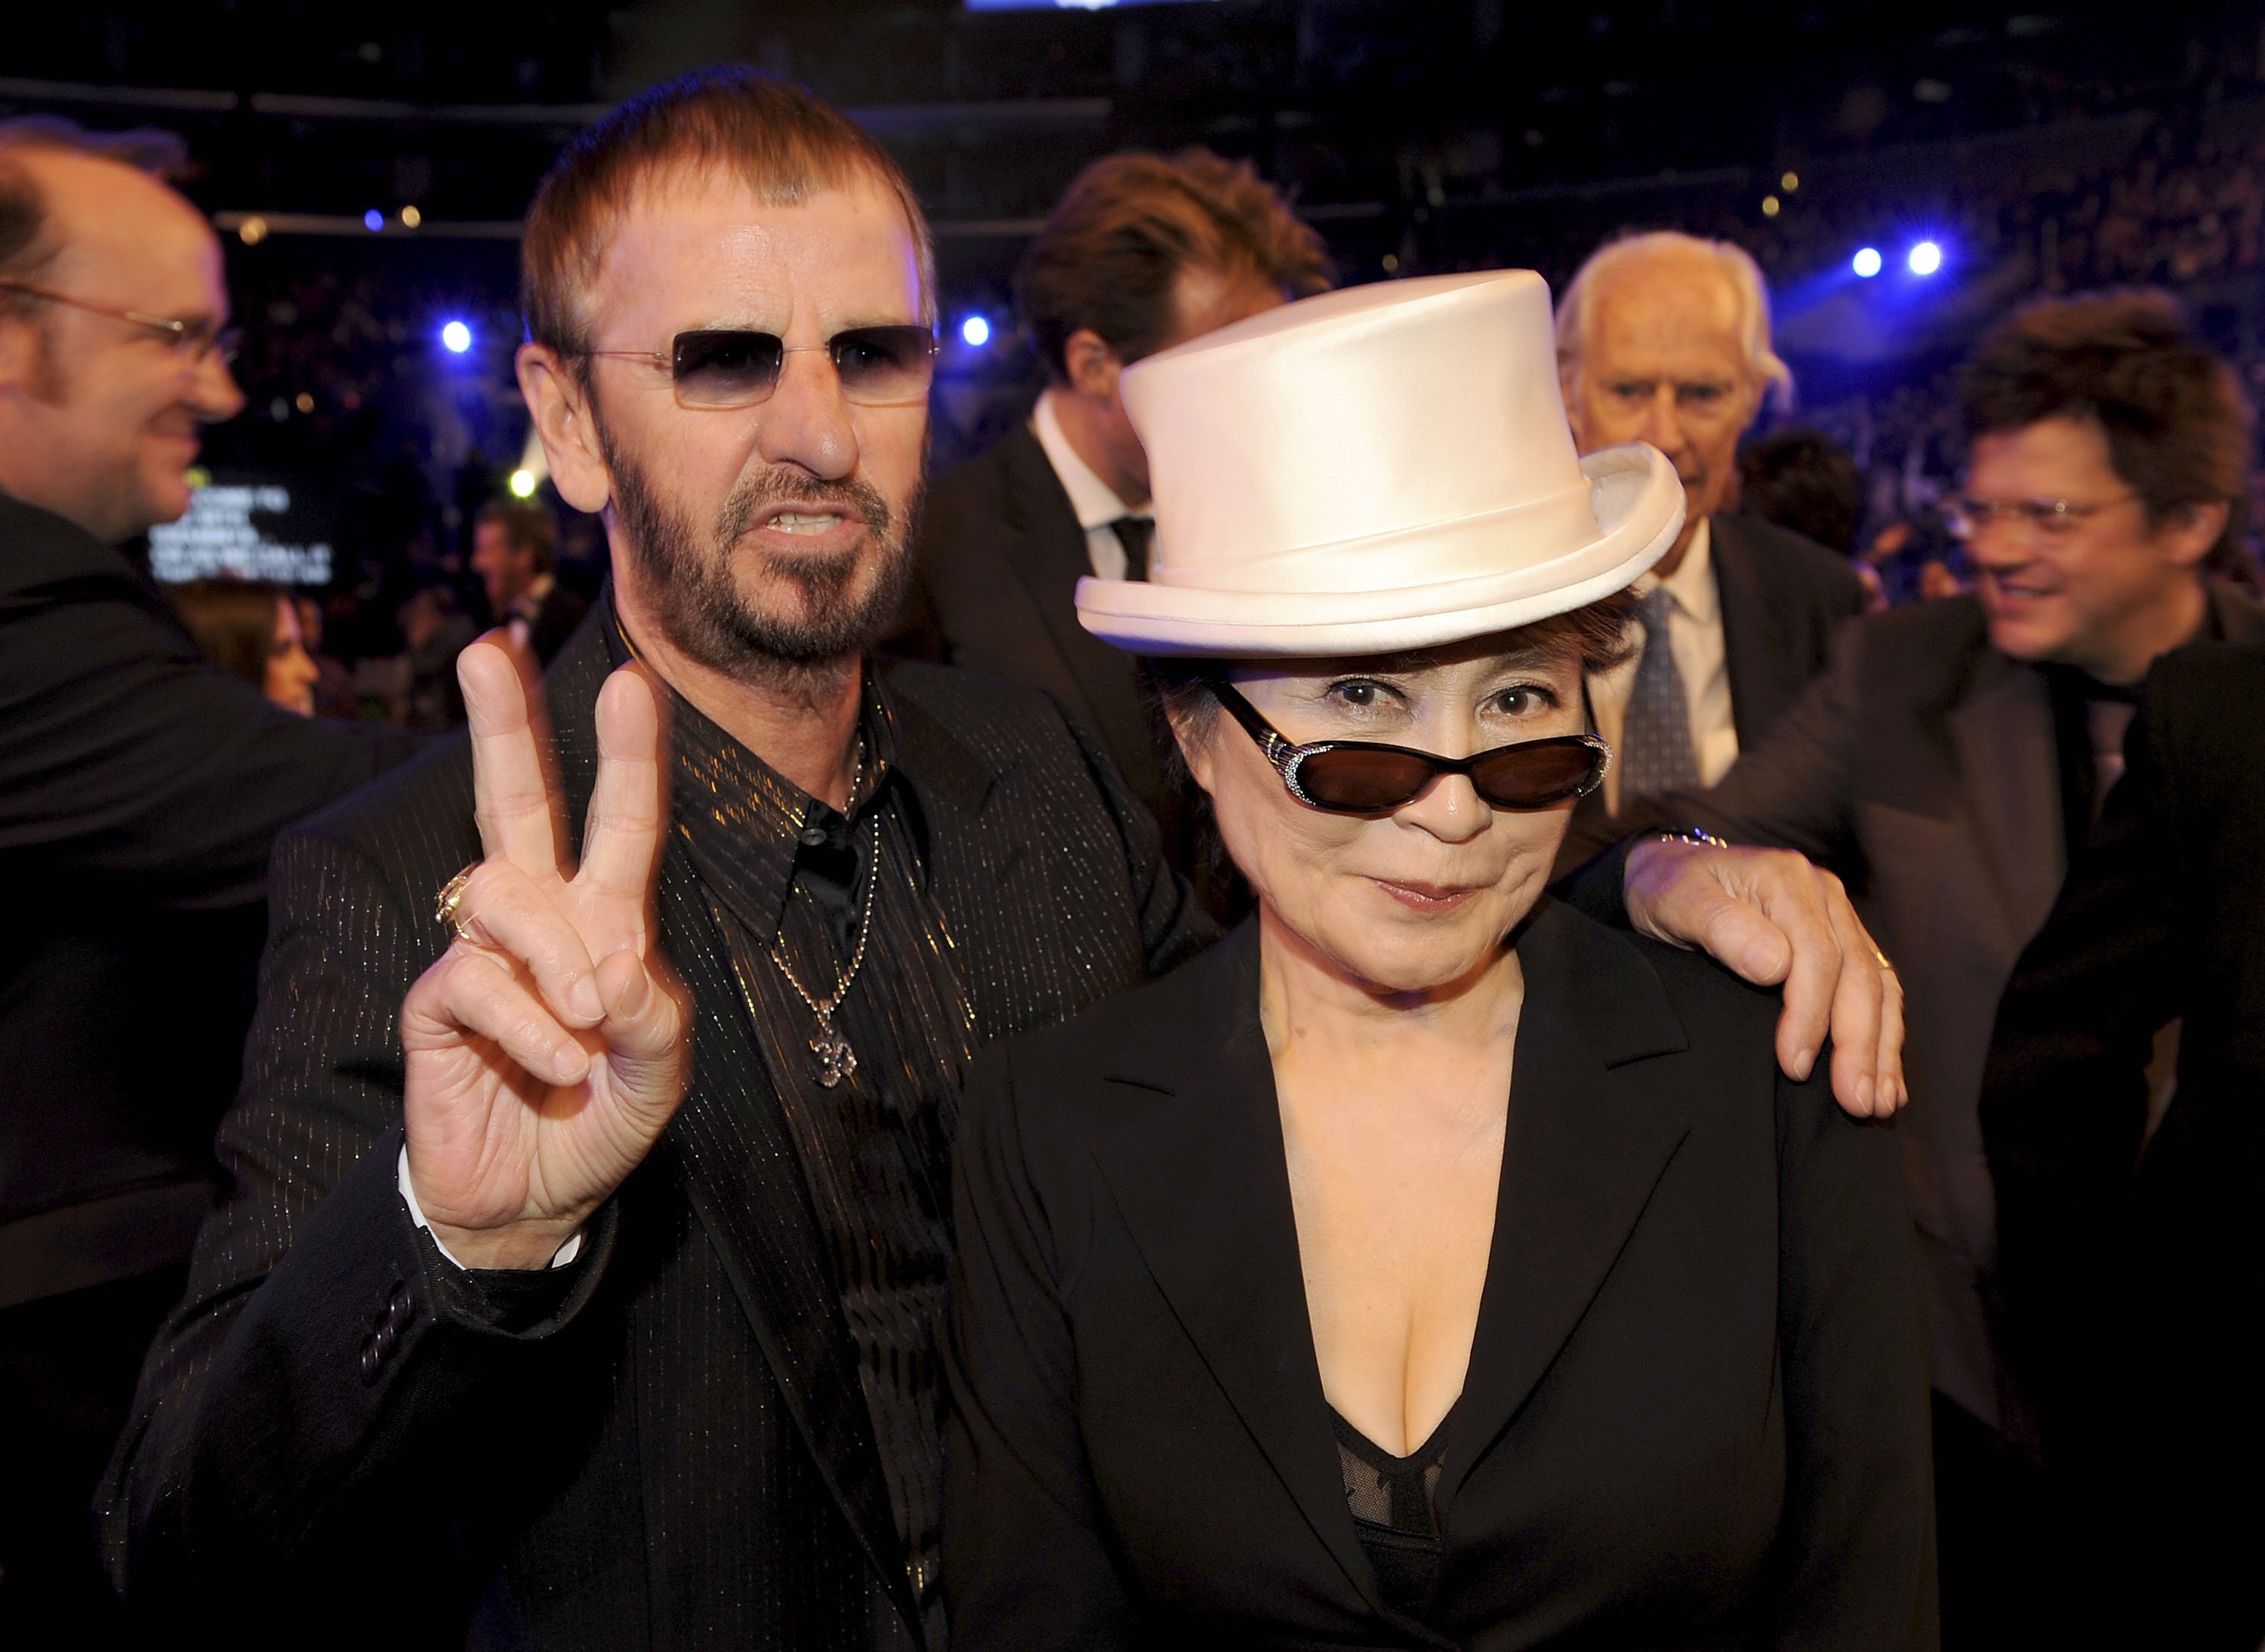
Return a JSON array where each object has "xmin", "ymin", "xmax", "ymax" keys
[
  {"xmin": 1983, "ymin": 640, "xmax": 2265, "ymax": 1650},
  {"xmin": 0, "ymin": 119, "xmax": 415, "ymax": 1638},
  {"xmin": 889, "ymin": 150, "xmax": 1330, "ymax": 874},
  {"xmin": 1576, "ymin": 291, "xmax": 2265, "ymax": 1646},
  {"xmin": 1552, "ymin": 232, "xmax": 1868, "ymax": 872},
  {"xmin": 103, "ymin": 73, "xmax": 1909, "ymax": 1650},
  {"xmin": 473, "ymin": 495, "xmax": 590, "ymax": 664}
]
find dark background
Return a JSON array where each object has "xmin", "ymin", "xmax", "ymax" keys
[{"xmin": 11, "ymin": 2, "xmax": 2265, "ymax": 643}]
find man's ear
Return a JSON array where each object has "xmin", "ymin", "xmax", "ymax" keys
[
  {"xmin": 1062, "ymin": 328, "xmax": 1125, "ymax": 408},
  {"xmin": 0, "ymin": 315, "xmax": 41, "ymax": 399},
  {"xmin": 516, "ymin": 344, "xmax": 610, "ymax": 515},
  {"xmin": 2158, "ymin": 498, "xmax": 2230, "ymax": 571},
  {"xmin": 1558, "ymin": 358, "xmax": 1589, "ymax": 448}
]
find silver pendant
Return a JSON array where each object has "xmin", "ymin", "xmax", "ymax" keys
[{"xmin": 810, "ymin": 1019, "xmax": 857, "ymax": 1088}]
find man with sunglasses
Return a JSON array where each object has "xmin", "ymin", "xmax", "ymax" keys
[
  {"xmin": 106, "ymin": 72, "xmax": 1904, "ymax": 1650},
  {"xmin": 1579, "ymin": 289, "xmax": 2265, "ymax": 1645},
  {"xmin": 0, "ymin": 119, "xmax": 418, "ymax": 1638}
]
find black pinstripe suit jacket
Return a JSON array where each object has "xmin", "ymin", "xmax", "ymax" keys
[{"xmin": 99, "ymin": 608, "xmax": 1213, "ymax": 1649}]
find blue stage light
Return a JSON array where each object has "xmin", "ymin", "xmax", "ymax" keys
[
  {"xmin": 440, "ymin": 320, "xmax": 473, "ymax": 354},
  {"xmin": 1852, "ymin": 247, "xmax": 1883, "ymax": 279},
  {"xmin": 363, "ymin": 208, "xmax": 384, "ymax": 233},
  {"xmin": 1908, "ymin": 241, "xmax": 1943, "ymax": 276},
  {"xmin": 960, "ymin": 314, "xmax": 991, "ymax": 348}
]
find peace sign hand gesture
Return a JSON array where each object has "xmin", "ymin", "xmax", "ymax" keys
[{"xmin": 399, "ymin": 639, "xmax": 692, "ymax": 1271}]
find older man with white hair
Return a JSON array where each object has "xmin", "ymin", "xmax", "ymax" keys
[{"xmin": 1554, "ymin": 231, "xmax": 1866, "ymax": 848}]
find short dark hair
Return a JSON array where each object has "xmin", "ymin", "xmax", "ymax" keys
[
  {"xmin": 1737, "ymin": 427, "xmax": 1866, "ymax": 555},
  {"xmin": 0, "ymin": 116, "xmax": 191, "ymax": 319},
  {"xmin": 1015, "ymin": 149, "xmax": 1333, "ymax": 381},
  {"xmin": 475, "ymin": 497, "xmax": 559, "ymax": 573},
  {"xmin": 521, "ymin": 66, "xmax": 934, "ymax": 362},
  {"xmin": 1958, "ymin": 290, "xmax": 2251, "ymax": 568}
]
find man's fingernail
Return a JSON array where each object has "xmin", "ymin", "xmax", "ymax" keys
[
  {"xmin": 1794, "ymin": 1047, "xmax": 1817, "ymax": 1080},
  {"xmin": 571, "ymin": 977, "xmax": 603, "ymax": 1022},
  {"xmin": 553, "ymin": 1043, "xmax": 590, "ymax": 1083}
]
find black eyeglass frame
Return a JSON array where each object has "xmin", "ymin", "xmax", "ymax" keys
[
  {"xmin": 575, "ymin": 325, "xmax": 940, "ymax": 409},
  {"xmin": 1212, "ymin": 682, "xmax": 1613, "ymax": 814}
]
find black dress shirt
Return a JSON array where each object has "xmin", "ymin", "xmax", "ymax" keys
[{"xmin": 664, "ymin": 660, "xmax": 964, "ymax": 1635}]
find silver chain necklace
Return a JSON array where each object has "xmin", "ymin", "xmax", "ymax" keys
[{"xmin": 769, "ymin": 745, "xmax": 879, "ymax": 1089}]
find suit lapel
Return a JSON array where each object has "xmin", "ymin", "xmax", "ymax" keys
[
  {"xmin": 1087, "ymin": 926, "xmax": 1385, "ymax": 1610},
  {"xmin": 1441, "ymin": 902, "xmax": 1692, "ymax": 1501},
  {"xmin": 1709, "ymin": 516, "xmax": 1780, "ymax": 748},
  {"xmin": 1946, "ymin": 650, "xmax": 2065, "ymax": 951},
  {"xmin": 994, "ymin": 428, "xmax": 1160, "ymax": 787},
  {"xmin": 649, "ymin": 852, "xmax": 918, "ymax": 1632}
]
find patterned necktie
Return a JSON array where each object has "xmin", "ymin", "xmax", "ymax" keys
[
  {"xmin": 1619, "ymin": 584, "xmax": 1702, "ymax": 802},
  {"xmin": 1110, "ymin": 516, "xmax": 1154, "ymax": 582}
]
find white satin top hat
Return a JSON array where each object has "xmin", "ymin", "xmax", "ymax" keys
[{"xmin": 1074, "ymin": 269, "xmax": 1684, "ymax": 657}]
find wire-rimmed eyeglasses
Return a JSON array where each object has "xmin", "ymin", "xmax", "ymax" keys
[
  {"xmin": 574, "ymin": 325, "xmax": 939, "ymax": 410},
  {"xmin": 0, "ymin": 279, "xmax": 241, "ymax": 366}
]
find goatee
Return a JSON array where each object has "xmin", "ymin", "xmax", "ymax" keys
[{"xmin": 601, "ymin": 421, "xmax": 919, "ymax": 696}]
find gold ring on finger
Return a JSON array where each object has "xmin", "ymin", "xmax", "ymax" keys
[{"xmin": 435, "ymin": 863, "xmax": 480, "ymax": 940}]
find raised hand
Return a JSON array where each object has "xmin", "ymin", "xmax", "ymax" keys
[
  {"xmin": 1623, "ymin": 834, "xmax": 1907, "ymax": 1120},
  {"xmin": 398, "ymin": 638, "xmax": 691, "ymax": 1270}
]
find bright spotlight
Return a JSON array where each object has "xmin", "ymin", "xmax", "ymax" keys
[
  {"xmin": 1908, "ymin": 241, "xmax": 1943, "ymax": 276},
  {"xmin": 960, "ymin": 314, "xmax": 991, "ymax": 348},
  {"xmin": 1852, "ymin": 247, "xmax": 1884, "ymax": 279},
  {"xmin": 440, "ymin": 320, "xmax": 473, "ymax": 354},
  {"xmin": 362, "ymin": 208, "xmax": 384, "ymax": 233},
  {"xmin": 508, "ymin": 469, "xmax": 538, "ymax": 499}
]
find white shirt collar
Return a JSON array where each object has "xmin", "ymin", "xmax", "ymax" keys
[
  {"xmin": 1632, "ymin": 514, "xmax": 1718, "ymax": 623},
  {"xmin": 1032, "ymin": 387, "xmax": 1145, "ymax": 532}
]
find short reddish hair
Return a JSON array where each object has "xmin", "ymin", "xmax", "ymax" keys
[
  {"xmin": 1015, "ymin": 149, "xmax": 1333, "ymax": 380},
  {"xmin": 521, "ymin": 66, "xmax": 935, "ymax": 360}
]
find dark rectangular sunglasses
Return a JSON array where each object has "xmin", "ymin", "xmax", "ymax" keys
[
  {"xmin": 1215, "ymin": 683, "xmax": 1610, "ymax": 814},
  {"xmin": 583, "ymin": 325, "xmax": 938, "ymax": 409}
]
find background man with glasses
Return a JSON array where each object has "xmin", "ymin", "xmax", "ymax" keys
[
  {"xmin": 0, "ymin": 118, "xmax": 417, "ymax": 1641},
  {"xmin": 105, "ymin": 69, "xmax": 1907, "ymax": 1650},
  {"xmin": 1576, "ymin": 288, "xmax": 2265, "ymax": 1647}
]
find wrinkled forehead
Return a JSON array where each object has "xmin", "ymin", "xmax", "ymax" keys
[
  {"xmin": 1586, "ymin": 254, "xmax": 1746, "ymax": 373},
  {"xmin": 581, "ymin": 160, "xmax": 928, "ymax": 333}
]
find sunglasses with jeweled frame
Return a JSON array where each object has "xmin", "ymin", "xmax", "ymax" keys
[{"xmin": 1212, "ymin": 683, "xmax": 1611, "ymax": 814}]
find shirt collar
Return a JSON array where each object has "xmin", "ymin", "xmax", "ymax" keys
[
  {"xmin": 1032, "ymin": 387, "xmax": 1145, "ymax": 531},
  {"xmin": 600, "ymin": 609, "xmax": 929, "ymax": 937},
  {"xmin": 1631, "ymin": 513, "xmax": 1718, "ymax": 624}
]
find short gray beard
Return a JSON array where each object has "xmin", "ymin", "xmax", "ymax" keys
[{"xmin": 597, "ymin": 413, "xmax": 919, "ymax": 700}]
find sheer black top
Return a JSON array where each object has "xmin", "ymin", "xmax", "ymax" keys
[{"xmin": 1329, "ymin": 1402, "xmax": 1459, "ymax": 1622}]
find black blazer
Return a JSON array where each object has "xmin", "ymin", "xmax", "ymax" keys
[
  {"xmin": 890, "ymin": 424, "xmax": 1170, "ymax": 842},
  {"xmin": 0, "ymin": 492, "xmax": 417, "ymax": 1307},
  {"xmin": 1561, "ymin": 514, "xmax": 1867, "ymax": 871},
  {"xmin": 1981, "ymin": 640, "xmax": 2265, "ymax": 1648},
  {"xmin": 945, "ymin": 903, "xmax": 1936, "ymax": 1650},
  {"xmin": 101, "ymin": 610, "xmax": 1213, "ymax": 1648}
]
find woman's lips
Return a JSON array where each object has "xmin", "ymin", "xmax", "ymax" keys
[{"xmin": 1369, "ymin": 877, "xmax": 1484, "ymax": 911}]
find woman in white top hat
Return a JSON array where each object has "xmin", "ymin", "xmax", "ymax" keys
[{"xmin": 942, "ymin": 272, "xmax": 1934, "ymax": 1648}]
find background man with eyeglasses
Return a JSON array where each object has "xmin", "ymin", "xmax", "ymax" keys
[
  {"xmin": 1575, "ymin": 288, "xmax": 2265, "ymax": 1647},
  {"xmin": 0, "ymin": 117, "xmax": 418, "ymax": 1641}
]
